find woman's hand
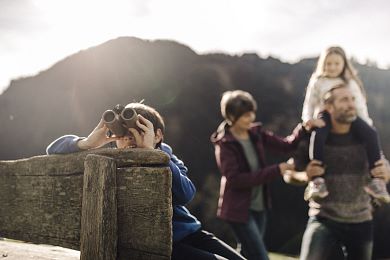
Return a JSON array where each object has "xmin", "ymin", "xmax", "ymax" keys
[{"xmin": 279, "ymin": 159, "xmax": 295, "ymax": 175}]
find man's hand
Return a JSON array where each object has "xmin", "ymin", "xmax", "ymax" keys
[
  {"xmin": 306, "ymin": 160, "xmax": 325, "ymax": 181},
  {"xmin": 371, "ymin": 159, "xmax": 390, "ymax": 183},
  {"xmin": 78, "ymin": 119, "xmax": 119, "ymax": 150},
  {"xmin": 128, "ymin": 115, "xmax": 155, "ymax": 149}
]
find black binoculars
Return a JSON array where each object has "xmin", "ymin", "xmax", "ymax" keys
[{"xmin": 102, "ymin": 104, "xmax": 138, "ymax": 137}]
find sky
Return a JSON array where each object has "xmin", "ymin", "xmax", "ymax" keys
[{"xmin": 1, "ymin": 0, "xmax": 390, "ymax": 93}]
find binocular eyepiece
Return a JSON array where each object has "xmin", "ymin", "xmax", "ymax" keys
[{"xmin": 102, "ymin": 104, "xmax": 138, "ymax": 137}]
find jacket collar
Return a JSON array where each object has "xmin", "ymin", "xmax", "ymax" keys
[{"xmin": 210, "ymin": 121, "xmax": 263, "ymax": 144}]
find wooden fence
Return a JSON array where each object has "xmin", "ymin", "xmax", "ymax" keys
[{"xmin": 0, "ymin": 148, "xmax": 173, "ymax": 260}]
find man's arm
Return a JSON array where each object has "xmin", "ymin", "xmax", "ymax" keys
[{"xmin": 371, "ymin": 158, "xmax": 390, "ymax": 183}]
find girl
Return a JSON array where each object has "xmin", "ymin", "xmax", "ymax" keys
[
  {"xmin": 302, "ymin": 46, "xmax": 390, "ymax": 203},
  {"xmin": 211, "ymin": 90, "xmax": 316, "ymax": 260}
]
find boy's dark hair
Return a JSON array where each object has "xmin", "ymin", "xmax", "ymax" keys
[
  {"xmin": 220, "ymin": 90, "xmax": 257, "ymax": 125},
  {"xmin": 125, "ymin": 102, "xmax": 165, "ymax": 146}
]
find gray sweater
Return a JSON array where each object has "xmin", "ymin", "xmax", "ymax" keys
[{"xmin": 295, "ymin": 132, "xmax": 372, "ymax": 223}]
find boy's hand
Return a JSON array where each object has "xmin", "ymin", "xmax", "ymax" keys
[
  {"xmin": 371, "ymin": 159, "xmax": 390, "ymax": 183},
  {"xmin": 128, "ymin": 115, "xmax": 155, "ymax": 149},
  {"xmin": 78, "ymin": 119, "xmax": 119, "ymax": 150},
  {"xmin": 306, "ymin": 160, "xmax": 325, "ymax": 180}
]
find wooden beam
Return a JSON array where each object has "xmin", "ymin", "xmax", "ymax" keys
[{"xmin": 80, "ymin": 154, "xmax": 117, "ymax": 260}]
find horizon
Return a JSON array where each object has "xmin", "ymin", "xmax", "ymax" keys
[{"xmin": 1, "ymin": 0, "xmax": 390, "ymax": 93}]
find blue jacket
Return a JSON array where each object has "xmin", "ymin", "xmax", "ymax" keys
[{"xmin": 46, "ymin": 135, "xmax": 201, "ymax": 242}]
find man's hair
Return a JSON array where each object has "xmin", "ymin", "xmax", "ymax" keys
[
  {"xmin": 220, "ymin": 90, "xmax": 257, "ymax": 125},
  {"xmin": 323, "ymin": 83, "xmax": 348, "ymax": 105},
  {"xmin": 125, "ymin": 102, "xmax": 165, "ymax": 146}
]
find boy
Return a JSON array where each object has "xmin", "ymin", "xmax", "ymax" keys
[{"xmin": 46, "ymin": 102, "xmax": 245, "ymax": 260}]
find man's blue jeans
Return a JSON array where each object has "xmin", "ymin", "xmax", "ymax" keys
[
  {"xmin": 300, "ymin": 216, "xmax": 373, "ymax": 260},
  {"xmin": 229, "ymin": 210, "xmax": 269, "ymax": 260}
]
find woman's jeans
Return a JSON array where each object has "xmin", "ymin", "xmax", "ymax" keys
[
  {"xmin": 229, "ymin": 210, "xmax": 269, "ymax": 260},
  {"xmin": 300, "ymin": 216, "xmax": 373, "ymax": 260}
]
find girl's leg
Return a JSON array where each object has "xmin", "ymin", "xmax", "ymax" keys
[
  {"xmin": 309, "ymin": 111, "xmax": 332, "ymax": 163},
  {"xmin": 350, "ymin": 117, "xmax": 381, "ymax": 169},
  {"xmin": 305, "ymin": 111, "xmax": 331, "ymax": 200}
]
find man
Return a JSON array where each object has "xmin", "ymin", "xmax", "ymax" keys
[{"xmin": 284, "ymin": 84, "xmax": 390, "ymax": 260}]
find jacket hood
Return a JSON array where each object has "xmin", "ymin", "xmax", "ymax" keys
[{"xmin": 210, "ymin": 121, "xmax": 263, "ymax": 144}]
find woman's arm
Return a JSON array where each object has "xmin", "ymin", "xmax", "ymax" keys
[
  {"xmin": 283, "ymin": 160, "xmax": 324, "ymax": 185},
  {"xmin": 216, "ymin": 143, "xmax": 285, "ymax": 190},
  {"xmin": 261, "ymin": 123, "xmax": 307, "ymax": 153},
  {"xmin": 302, "ymin": 77, "xmax": 320, "ymax": 122}
]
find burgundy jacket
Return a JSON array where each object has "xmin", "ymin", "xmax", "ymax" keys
[{"xmin": 211, "ymin": 122, "xmax": 307, "ymax": 223}]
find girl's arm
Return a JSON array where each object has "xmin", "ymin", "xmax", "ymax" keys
[
  {"xmin": 302, "ymin": 77, "xmax": 320, "ymax": 122},
  {"xmin": 349, "ymin": 80, "xmax": 373, "ymax": 126}
]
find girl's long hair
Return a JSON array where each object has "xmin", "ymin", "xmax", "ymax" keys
[{"xmin": 313, "ymin": 46, "xmax": 366, "ymax": 97}]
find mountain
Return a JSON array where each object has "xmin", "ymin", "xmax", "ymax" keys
[{"xmin": 1, "ymin": 36, "xmax": 390, "ymax": 258}]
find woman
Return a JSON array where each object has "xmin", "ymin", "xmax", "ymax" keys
[{"xmin": 211, "ymin": 90, "xmax": 313, "ymax": 260}]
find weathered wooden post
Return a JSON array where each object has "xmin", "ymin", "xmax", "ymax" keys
[
  {"xmin": 80, "ymin": 154, "xmax": 117, "ymax": 260},
  {"xmin": 0, "ymin": 148, "xmax": 173, "ymax": 260}
]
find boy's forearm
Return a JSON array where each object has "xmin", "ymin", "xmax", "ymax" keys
[{"xmin": 77, "ymin": 138, "xmax": 91, "ymax": 150}]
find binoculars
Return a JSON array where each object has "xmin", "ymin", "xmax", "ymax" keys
[{"xmin": 102, "ymin": 104, "xmax": 138, "ymax": 137}]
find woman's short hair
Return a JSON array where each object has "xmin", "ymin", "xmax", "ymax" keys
[{"xmin": 220, "ymin": 90, "xmax": 257, "ymax": 125}]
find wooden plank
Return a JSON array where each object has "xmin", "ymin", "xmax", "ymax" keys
[
  {"xmin": 0, "ymin": 148, "xmax": 169, "ymax": 176},
  {"xmin": 0, "ymin": 173, "xmax": 83, "ymax": 249},
  {"xmin": 80, "ymin": 154, "xmax": 117, "ymax": 260},
  {"xmin": 0, "ymin": 149, "xmax": 172, "ymax": 258},
  {"xmin": 116, "ymin": 167, "xmax": 172, "ymax": 259}
]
